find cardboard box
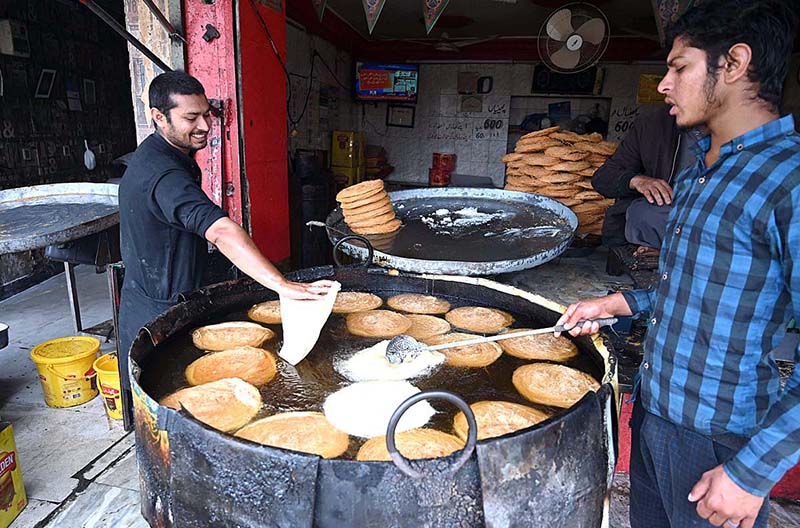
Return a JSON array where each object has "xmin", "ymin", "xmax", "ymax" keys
[
  {"xmin": 0, "ymin": 422, "xmax": 26, "ymax": 528},
  {"xmin": 331, "ymin": 165, "xmax": 365, "ymax": 188},
  {"xmin": 331, "ymin": 130, "xmax": 365, "ymax": 168}
]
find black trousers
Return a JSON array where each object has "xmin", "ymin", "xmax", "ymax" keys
[{"xmin": 629, "ymin": 397, "xmax": 770, "ymax": 527}]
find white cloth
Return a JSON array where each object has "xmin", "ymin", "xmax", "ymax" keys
[{"xmin": 278, "ymin": 281, "xmax": 341, "ymax": 365}]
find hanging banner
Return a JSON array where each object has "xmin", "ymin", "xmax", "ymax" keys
[
  {"xmin": 651, "ymin": 0, "xmax": 696, "ymax": 46},
  {"xmin": 362, "ymin": 0, "xmax": 387, "ymax": 34},
  {"xmin": 423, "ymin": 0, "xmax": 450, "ymax": 35},
  {"xmin": 311, "ymin": 0, "xmax": 327, "ymax": 22}
]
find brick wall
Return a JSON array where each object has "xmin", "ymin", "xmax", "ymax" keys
[{"xmin": 0, "ymin": 0, "xmax": 136, "ymax": 298}]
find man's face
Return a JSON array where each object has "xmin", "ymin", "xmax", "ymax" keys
[
  {"xmin": 658, "ymin": 38, "xmax": 722, "ymax": 128},
  {"xmin": 153, "ymin": 93, "xmax": 212, "ymax": 153}
]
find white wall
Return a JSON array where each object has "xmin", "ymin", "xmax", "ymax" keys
[
  {"xmin": 362, "ymin": 61, "xmax": 669, "ymax": 186},
  {"xmin": 286, "ymin": 25, "xmax": 356, "ymax": 155}
]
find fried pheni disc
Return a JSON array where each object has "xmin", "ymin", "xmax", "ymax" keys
[
  {"xmin": 235, "ymin": 411, "xmax": 349, "ymax": 459},
  {"xmin": 512, "ymin": 363, "xmax": 600, "ymax": 408},
  {"xmin": 356, "ymin": 428, "xmax": 464, "ymax": 461},
  {"xmin": 444, "ymin": 306, "xmax": 514, "ymax": 334},
  {"xmin": 346, "ymin": 309, "xmax": 412, "ymax": 338},
  {"xmin": 336, "ymin": 179, "xmax": 385, "ymax": 202},
  {"xmin": 185, "ymin": 346, "xmax": 277, "ymax": 387},
  {"xmin": 423, "ymin": 332, "xmax": 502, "ymax": 368},
  {"xmin": 332, "ymin": 291, "xmax": 383, "ymax": 314},
  {"xmin": 452, "ymin": 400, "xmax": 550, "ymax": 441},
  {"xmin": 498, "ymin": 329, "xmax": 579, "ymax": 362},
  {"xmin": 247, "ymin": 300, "xmax": 281, "ymax": 324},
  {"xmin": 160, "ymin": 378, "xmax": 262, "ymax": 432},
  {"xmin": 405, "ymin": 314, "xmax": 451, "ymax": 341},
  {"xmin": 387, "ymin": 293, "xmax": 451, "ymax": 314},
  {"xmin": 191, "ymin": 321, "xmax": 274, "ymax": 351}
]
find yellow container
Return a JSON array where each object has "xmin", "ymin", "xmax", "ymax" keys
[
  {"xmin": 0, "ymin": 422, "xmax": 27, "ymax": 528},
  {"xmin": 93, "ymin": 353, "xmax": 122, "ymax": 420},
  {"xmin": 331, "ymin": 130, "xmax": 365, "ymax": 168},
  {"xmin": 30, "ymin": 337, "xmax": 99, "ymax": 408}
]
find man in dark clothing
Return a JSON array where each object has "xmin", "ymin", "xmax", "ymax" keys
[
  {"xmin": 592, "ymin": 105, "xmax": 700, "ymax": 250},
  {"xmin": 118, "ymin": 71, "xmax": 333, "ymax": 398}
]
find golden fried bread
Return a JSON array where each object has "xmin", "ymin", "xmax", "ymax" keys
[
  {"xmin": 185, "ymin": 346, "xmax": 277, "ymax": 386},
  {"xmin": 498, "ymin": 329, "xmax": 579, "ymax": 362},
  {"xmin": 160, "ymin": 378, "xmax": 261, "ymax": 432},
  {"xmin": 387, "ymin": 293, "xmax": 451, "ymax": 314},
  {"xmin": 424, "ymin": 332, "xmax": 502, "ymax": 368},
  {"xmin": 356, "ymin": 428, "xmax": 464, "ymax": 461},
  {"xmin": 235, "ymin": 411, "xmax": 349, "ymax": 459},
  {"xmin": 346, "ymin": 310, "xmax": 412, "ymax": 338},
  {"xmin": 332, "ymin": 292, "xmax": 383, "ymax": 313},
  {"xmin": 453, "ymin": 400, "xmax": 549, "ymax": 441},
  {"xmin": 512, "ymin": 363, "xmax": 600, "ymax": 408},
  {"xmin": 192, "ymin": 322, "xmax": 275, "ymax": 351},
  {"xmin": 445, "ymin": 306, "xmax": 514, "ymax": 334}
]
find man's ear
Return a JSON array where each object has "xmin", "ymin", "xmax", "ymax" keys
[
  {"xmin": 150, "ymin": 107, "xmax": 165, "ymax": 129},
  {"xmin": 723, "ymin": 43, "xmax": 752, "ymax": 84}
]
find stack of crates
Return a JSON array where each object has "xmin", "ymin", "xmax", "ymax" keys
[{"xmin": 330, "ymin": 130, "xmax": 365, "ymax": 189}]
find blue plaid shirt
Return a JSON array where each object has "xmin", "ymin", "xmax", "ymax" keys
[{"xmin": 622, "ymin": 114, "xmax": 800, "ymax": 496}]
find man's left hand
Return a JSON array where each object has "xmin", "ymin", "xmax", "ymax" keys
[
  {"xmin": 689, "ymin": 465, "xmax": 765, "ymax": 528},
  {"xmin": 277, "ymin": 279, "xmax": 336, "ymax": 300}
]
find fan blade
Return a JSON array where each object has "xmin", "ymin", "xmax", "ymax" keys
[
  {"xmin": 454, "ymin": 36, "xmax": 500, "ymax": 48},
  {"xmin": 576, "ymin": 18, "xmax": 607, "ymax": 45},
  {"xmin": 550, "ymin": 44, "xmax": 581, "ymax": 70},
  {"xmin": 546, "ymin": 9, "xmax": 574, "ymax": 41}
]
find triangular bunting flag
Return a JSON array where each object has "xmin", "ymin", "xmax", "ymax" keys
[
  {"xmin": 311, "ymin": 0, "xmax": 327, "ymax": 22},
  {"xmin": 424, "ymin": 0, "xmax": 450, "ymax": 34},
  {"xmin": 362, "ymin": 0, "xmax": 387, "ymax": 35}
]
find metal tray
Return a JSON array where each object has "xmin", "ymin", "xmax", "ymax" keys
[
  {"xmin": 0, "ymin": 183, "xmax": 119, "ymax": 254},
  {"xmin": 326, "ymin": 187, "xmax": 577, "ymax": 275}
]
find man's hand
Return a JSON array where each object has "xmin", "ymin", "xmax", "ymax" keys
[
  {"xmin": 630, "ymin": 175, "xmax": 673, "ymax": 206},
  {"xmin": 555, "ymin": 293, "xmax": 632, "ymax": 337},
  {"xmin": 275, "ymin": 279, "xmax": 336, "ymax": 300},
  {"xmin": 689, "ymin": 465, "xmax": 765, "ymax": 528}
]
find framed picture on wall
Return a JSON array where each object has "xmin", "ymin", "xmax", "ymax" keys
[
  {"xmin": 34, "ymin": 69, "xmax": 56, "ymax": 98},
  {"xmin": 386, "ymin": 104, "xmax": 415, "ymax": 128}
]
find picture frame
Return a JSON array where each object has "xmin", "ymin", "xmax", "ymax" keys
[
  {"xmin": 83, "ymin": 78, "xmax": 96, "ymax": 106},
  {"xmin": 34, "ymin": 69, "xmax": 56, "ymax": 98},
  {"xmin": 386, "ymin": 104, "xmax": 415, "ymax": 128}
]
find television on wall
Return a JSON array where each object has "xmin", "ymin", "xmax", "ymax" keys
[{"xmin": 355, "ymin": 62, "xmax": 418, "ymax": 103}]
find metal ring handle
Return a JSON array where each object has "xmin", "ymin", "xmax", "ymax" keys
[
  {"xmin": 333, "ymin": 235, "xmax": 374, "ymax": 268},
  {"xmin": 386, "ymin": 390, "xmax": 478, "ymax": 479}
]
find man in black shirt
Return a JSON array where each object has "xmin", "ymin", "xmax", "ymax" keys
[{"xmin": 118, "ymin": 71, "xmax": 333, "ymax": 398}]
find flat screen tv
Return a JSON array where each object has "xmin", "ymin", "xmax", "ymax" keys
[{"xmin": 355, "ymin": 62, "xmax": 418, "ymax": 102}]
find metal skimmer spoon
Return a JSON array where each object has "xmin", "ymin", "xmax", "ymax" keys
[{"xmin": 385, "ymin": 318, "xmax": 618, "ymax": 364}]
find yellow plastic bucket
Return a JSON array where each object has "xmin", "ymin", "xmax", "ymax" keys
[
  {"xmin": 30, "ymin": 337, "xmax": 99, "ymax": 408},
  {"xmin": 93, "ymin": 353, "xmax": 122, "ymax": 419}
]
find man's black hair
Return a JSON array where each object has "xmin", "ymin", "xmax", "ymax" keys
[
  {"xmin": 149, "ymin": 70, "xmax": 205, "ymax": 123},
  {"xmin": 666, "ymin": 0, "xmax": 798, "ymax": 112}
]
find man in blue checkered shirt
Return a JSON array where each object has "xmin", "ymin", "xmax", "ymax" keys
[{"xmin": 558, "ymin": 2, "xmax": 799, "ymax": 527}]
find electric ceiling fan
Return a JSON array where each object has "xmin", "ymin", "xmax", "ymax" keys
[{"xmin": 538, "ymin": 2, "xmax": 610, "ymax": 73}]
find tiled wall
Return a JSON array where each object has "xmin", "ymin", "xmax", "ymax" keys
[
  {"xmin": 360, "ymin": 62, "xmax": 675, "ymax": 187},
  {"xmin": 286, "ymin": 25, "xmax": 356, "ymax": 156},
  {"xmin": 361, "ymin": 63, "xmax": 512, "ymax": 187}
]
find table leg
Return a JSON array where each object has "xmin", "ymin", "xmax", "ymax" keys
[{"xmin": 64, "ymin": 262, "xmax": 82, "ymax": 333}]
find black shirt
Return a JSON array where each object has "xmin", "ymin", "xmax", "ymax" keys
[{"xmin": 117, "ymin": 133, "xmax": 226, "ymax": 383}]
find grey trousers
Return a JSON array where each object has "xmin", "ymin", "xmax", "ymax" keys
[{"xmin": 625, "ymin": 198, "xmax": 671, "ymax": 248}]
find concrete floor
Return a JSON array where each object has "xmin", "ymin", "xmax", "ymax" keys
[{"xmin": 1, "ymin": 254, "xmax": 798, "ymax": 527}]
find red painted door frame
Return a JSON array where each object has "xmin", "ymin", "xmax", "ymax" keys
[{"xmin": 183, "ymin": 0, "xmax": 289, "ymax": 262}]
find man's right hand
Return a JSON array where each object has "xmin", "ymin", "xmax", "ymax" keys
[
  {"xmin": 556, "ymin": 293, "xmax": 632, "ymax": 337},
  {"xmin": 630, "ymin": 175, "xmax": 673, "ymax": 206}
]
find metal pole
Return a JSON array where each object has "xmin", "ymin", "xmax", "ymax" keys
[
  {"xmin": 78, "ymin": 0, "xmax": 173, "ymax": 73},
  {"xmin": 64, "ymin": 262, "xmax": 83, "ymax": 333},
  {"xmin": 141, "ymin": 0, "xmax": 187, "ymax": 45}
]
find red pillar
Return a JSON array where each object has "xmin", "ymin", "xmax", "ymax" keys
[{"xmin": 183, "ymin": 0, "xmax": 289, "ymax": 261}]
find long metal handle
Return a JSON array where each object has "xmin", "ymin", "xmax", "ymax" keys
[{"xmin": 426, "ymin": 318, "xmax": 618, "ymax": 352}]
